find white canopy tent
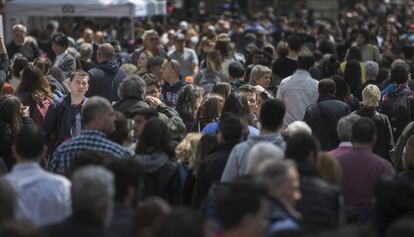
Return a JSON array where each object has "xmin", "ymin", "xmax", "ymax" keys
[{"xmin": 4, "ymin": 0, "xmax": 166, "ymax": 41}]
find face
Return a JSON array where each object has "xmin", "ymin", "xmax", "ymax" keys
[
  {"xmin": 160, "ymin": 62, "xmax": 174, "ymax": 81},
  {"xmin": 83, "ymin": 30, "xmax": 94, "ymax": 43},
  {"xmin": 52, "ymin": 42, "xmax": 65, "ymax": 55},
  {"xmin": 137, "ymin": 53, "xmax": 149, "ymax": 68},
  {"xmin": 100, "ymin": 106, "xmax": 116, "ymax": 135},
  {"xmin": 256, "ymin": 73, "xmax": 271, "ymax": 89},
  {"xmin": 145, "ymin": 34, "xmax": 159, "ymax": 49},
  {"xmin": 146, "ymin": 84, "xmax": 162, "ymax": 98},
  {"xmin": 175, "ymin": 40, "xmax": 185, "ymax": 52},
  {"xmin": 150, "ymin": 65, "xmax": 163, "ymax": 79},
  {"xmin": 240, "ymin": 91, "xmax": 257, "ymax": 113},
  {"xmin": 133, "ymin": 115, "xmax": 146, "ymax": 139},
  {"xmin": 356, "ymin": 34, "xmax": 366, "ymax": 46},
  {"xmin": 69, "ymin": 75, "xmax": 89, "ymax": 97},
  {"xmin": 279, "ymin": 168, "xmax": 302, "ymax": 207},
  {"xmin": 12, "ymin": 25, "xmax": 26, "ymax": 42}
]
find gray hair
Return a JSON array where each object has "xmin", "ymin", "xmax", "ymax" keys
[
  {"xmin": 249, "ymin": 65, "xmax": 271, "ymax": 85},
  {"xmin": 82, "ymin": 96, "xmax": 112, "ymax": 124},
  {"xmin": 391, "ymin": 59, "xmax": 410, "ymax": 71},
  {"xmin": 80, "ymin": 43, "xmax": 93, "ymax": 58},
  {"xmin": 257, "ymin": 159, "xmax": 297, "ymax": 187},
  {"xmin": 71, "ymin": 165, "xmax": 114, "ymax": 224},
  {"xmin": 337, "ymin": 114, "xmax": 361, "ymax": 142},
  {"xmin": 142, "ymin": 29, "xmax": 159, "ymax": 41},
  {"xmin": 284, "ymin": 121, "xmax": 312, "ymax": 138},
  {"xmin": 118, "ymin": 75, "xmax": 146, "ymax": 100},
  {"xmin": 246, "ymin": 142, "xmax": 284, "ymax": 174},
  {"xmin": 364, "ymin": 61, "xmax": 379, "ymax": 79}
]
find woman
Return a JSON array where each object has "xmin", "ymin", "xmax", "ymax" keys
[
  {"xmin": 249, "ymin": 65, "xmax": 274, "ymax": 101},
  {"xmin": 340, "ymin": 46, "xmax": 366, "ymax": 82},
  {"xmin": 0, "ymin": 95, "xmax": 32, "ymax": 170},
  {"xmin": 134, "ymin": 118, "xmax": 181, "ymax": 204},
  {"xmin": 34, "ymin": 57, "xmax": 68, "ymax": 98},
  {"xmin": 195, "ymin": 94, "xmax": 225, "ymax": 132},
  {"xmin": 343, "ymin": 60, "xmax": 363, "ymax": 100},
  {"xmin": 195, "ymin": 50, "xmax": 227, "ymax": 93},
  {"xmin": 175, "ymin": 84, "xmax": 204, "ymax": 132},
  {"xmin": 9, "ymin": 57, "xmax": 28, "ymax": 91},
  {"xmin": 137, "ymin": 51, "xmax": 151, "ymax": 76},
  {"xmin": 333, "ymin": 75, "xmax": 361, "ymax": 112},
  {"xmin": 16, "ymin": 64, "xmax": 53, "ymax": 126}
]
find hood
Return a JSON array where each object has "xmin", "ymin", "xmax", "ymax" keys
[
  {"xmin": 113, "ymin": 98, "xmax": 149, "ymax": 118},
  {"xmin": 135, "ymin": 152, "xmax": 169, "ymax": 173},
  {"xmin": 96, "ymin": 60, "xmax": 120, "ymax": 75},
  {"xmin": 246, "ymin": 133, "xmax": 286, "ymax": 151}
]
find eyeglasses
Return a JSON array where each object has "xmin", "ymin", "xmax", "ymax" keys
[{"xmin": 150, "ymin": 37, "xmax": 159, "ymax": 42}]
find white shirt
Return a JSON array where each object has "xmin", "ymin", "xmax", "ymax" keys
[
  {"xmin": 4, "ymin": 162, "xmax": 71, "ymax": 227},
  {"xmin": 53, "ymin": 50, "xmax": 68, "ymax": 68},
  {"xmin": 276, "ymin": 69, "xmax": 319, "ymax": 128}
]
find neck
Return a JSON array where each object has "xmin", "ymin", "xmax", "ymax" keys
[
  {"xmin": 287, "ymin": 51, "xmax": 298, "ymax": 60},
  {"xmin": 167, "ymin": 76, "xmax": 179, "ymax": 85},
  {"xmin": 15, "ymin": 38, "xmax": 25, "ymax": 46},
  {"xmin": 71, "ymin": 94, "xmax": 84, "ymax": 105},
  {"xmin": 352, "ymin": 142, "xmax": 373, "ymax": 150},
  {"xmin": 260, "ymin": 127, "xmax": 279, "ymax": 135}
]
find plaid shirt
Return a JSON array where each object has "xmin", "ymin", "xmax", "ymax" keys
[{"xmin": 49, "ymin": 129, "xmax": 129, "ymax": 174}]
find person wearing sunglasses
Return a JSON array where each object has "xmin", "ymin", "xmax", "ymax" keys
[{"xmin": 130, "ymin": 30, "xmax": 168, "ymax": 65}]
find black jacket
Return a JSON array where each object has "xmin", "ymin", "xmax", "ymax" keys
[
  {"xmin": 112, "ymin": 97, "xmax": 149, "ymax": 118},
  {"xmin": 304, "ymin": 94, "xmax": 351, "ymax": 150},
  {"xmin": 354, "ymin": 107, "xmax": 394, "ymax": 161},
  {"xmin": 135, "ymin": 152, "xmax": 182, "ymax": 204},
  {"xmin": 296, "ymin": 164, "xmax": 344, "ymax": 233},
  {"xmin": 86, "ymin": 60, "xmax": 127, "ymax": 102},
  {"xmin": 192, "ymin": 142, "xmax": 237, "ymax": 207}
]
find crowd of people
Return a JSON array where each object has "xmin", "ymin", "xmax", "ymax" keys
[{"xmin": 2, "ymin": 0, "xmax": 414, "ymax": 236}]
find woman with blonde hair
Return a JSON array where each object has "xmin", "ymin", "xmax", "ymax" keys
[
  {"xmin": 354, "ymin": 84, "xmax": 394, "ymax": 160},
  {"xmin": 195, "ymin": 50, "xmax": 227, "ymax": 93},
  {"xmin": 249, "ymin": 65, "xmax": 274, "ymax": 101}
]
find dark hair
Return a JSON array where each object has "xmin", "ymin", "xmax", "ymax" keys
[
  {"xmin": 222, "ymin": 93, "xmax": 253, "ymax": 126},
  {"xmin": 321, "ymin": 55, "xmax": 340, "ymax": 78},
  {"xmin": 195, "ymin": 133, "xmax": 219, "ymax": 163},
  {"xmin": 297, "ymin": 50, "xmax": 315, "ymax": 70},
  {"xmin": 142, "ymin": 73, "xmax": 161, "ymax": 88},
  {"xmin": 346, "ymin": 46, "xmax": 362, "ymax": 61},
  {"xmin": 219, "ymin": 113, "xmax": 244, "ymax": 142},
  {"xmin": 0, "ymin": 95, "xmax": 23, "ymax": 135},
  {"xmin": 318, "ymin": 78, "xmax": 336, "ymax": 95},
  {"xmin": 133, "ymin": 197, "xmax": 171, "ymax": 237},
  {"xmin": 402, "ymin": 45, "xmax": 414, "ymax": 60},
  {"xmin": 69, "ymin": 69, "xmax": 89, "ymax": 82},
  {"xmin": 70, "ymin": 151, "xmax": 115, "ymax": 175},
  {"xmin": 196, "ymin": 94, "xmax": 224, "ymax": 125},
  {"xmin": 33, "ymin": 57, "xmax": 52, "ymax": 75},
  {"xmin": 333, "ymin": 76, "xmax": 351, "ymax": 100},
  {"xmin": 17, "ymin": 64, "xmax": 52, "ymax": 102},
  {"xmin": 52, "ymin": 33, "xmax": 69, "ymax": 47},
  {"xmin": 318, "ymin": 39, "xmax": 335, "ymax": 55},
  {"xmin": 136, "ymin": 118, "xmax": 174, "ymax": 157},
  {"xmin": 259, "ymin": 99, "xmax": 285, "ymax": 131},
  {"xmin": 158, "ymin": 208, "xmax": 206, "ymax": 237},
  {"xmin": 12, "ymin": 57, "xmax": 29, "ymax": 78},
  {"xmin": 285, "ymin": 132, "xmax": 320, "ymax": 164},
  {"xmin": 351, "ymin": 117, "xmax": 376, "ymax": 144},
  {"xmin": 391, "ymin": 64, "xmax": 410, "ymax": 84},
  {"xmin": 175, "ymin": 84, "xmax": 204, "ymax": 132},
  {"xmin": 215, "ymin": 40, "xmax": 231, "ymax": 59},
  {"xmin": 343, "ymin": 60, "xmax": 362, "ymax": 97},
  {"xmin": 212, "ymin": 83, "xmax": 232, "ymax": 99},
  {"xmin": 288, "ymin": 34, "xmax": 304, "ymax": 52},
  {"xmin": 15, "ymin": 125, "xmax": 46, "ymax": 159},
  {"xmin": 107, "ymin": 111, "xmax": 130, "ymax": 146}
]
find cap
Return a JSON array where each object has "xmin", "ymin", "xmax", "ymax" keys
[
  {"xmin": 146, "ymin": 56, "xmax": 165, "ymax": 71},
  {"xmin": 175, "ymin": 33, "xmax": 185, "ymax": 41},
  {"xmin": 228, "ymin": 61, "xmax": 245, "ymax": 78}
]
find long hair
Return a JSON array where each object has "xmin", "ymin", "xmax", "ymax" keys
[
  {"xmin": 222, "ymin": 93, "xmax": 253, "ymax": 126},
  {"xmin": 175, "ymin": 84, "xmax": 204, "ymax": 132},
  {"xmin": 17, "ymin": 64, "xmax": 52, "ymax": 102},
  {"xmin": 343, "ymin": 60, "xmax": 362, "ymax": 97},
  {"xmin": 196, "ymin": 94, "xmax": 224, "ymax": 125},
  {"xmin": 0, "ymin": 95, "xmax": 23, "ymax": 135},
  {"xmin": 136, "ymin": 118, "xmax": 174, "ymax": 157},
  {"xmin": 206, "ymin": 50, "xmax": 222, "ymax": 74},
  {"xmin": 33, "ymin": 57, "xmax": 52, "ymax": 75}
]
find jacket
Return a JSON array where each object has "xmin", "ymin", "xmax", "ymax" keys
[
  {"xmin": 160, "ymin": 79, "xmax": 186, "ymax": 107},
  {"xmin": 221, "ymin": 133, "xmax": 286, "ymax": 182},
  {"xmin": 303, "ymin": 94, "xmax": 351, "ymax": 151},
  {"xmin": 134, "ymin": 152, "xmax": 182, "ymax": 204},
  {"xmin": 354, "ymin": 107, "xmax": 394, "ymax": 161},
  {"xmin": 54, "ymin": 52, "xmax": 76, "ymax": 78},
  {"xmin": 112, "ymin": 97, "xmax": 149, "ymax": 118},
  {"xmin": 0, "ymin": 53, "xmax": 9, "ymax": 95},
  {"xmin": 86, "ymin": 60, "xmax": 127, "ymax": 102}
]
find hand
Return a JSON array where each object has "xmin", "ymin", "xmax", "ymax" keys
[
  {"xmin": 254, "ymin": 85, "xmax": 265, "ymax": 93},
  {"xmin": 21, "ymin": 106, "xmax": 29, "ymax": 118},
  {"xmin": 145, "ymin": 96, "xmax": 162, "ymax": 107}
]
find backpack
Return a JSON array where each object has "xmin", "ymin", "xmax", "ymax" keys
[
  {"xmin": 33, "ymin": 98, "xmax": 52, "ymax": 126},
  {"xmin": 381, "ymin": 90, "xmax": 412, "ymax": 140}
]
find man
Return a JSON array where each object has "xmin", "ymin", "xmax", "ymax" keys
[
  {"xmin": 329, "ymin": 114, "xmax": 361, "ymax": 158},
  {"xmin": 43, "ymin": 165, "xmax": 116, "ymax": 237},
  {"xmin": 354, "ymin": 29, "xmax": 381, "ymax": 62},
  {"xmin": 146, "ymin": 57, "xmax": 165, "ymax": 79},
  {"xmin": 143, "ymin": 73, "xmax": 162, "ymax": 99},
  {"xmin": 50, "ymin": 96, "xmax": 129, "ymax": 175},
  {"xmin": 276, "ymin": 50, "xmax": 319, "ymax": 128},
  {"xmin": 160, "ymin": 59, "xmax": 186, "ymax": 107},
  {"xmin": 4, "ymin": 125, "xmax": 71, "ymax": 227},
  {"xmin": 285, "ymin": 132, "xmax": 343, "ymax": 231},
  {"xmin": 228, "ymin": 61, "xmax": 246, "ymax": 90},
  {"xmin": 43, "ymin": 70, "xmax": 89, "ymax": 149},
  {"xmin": 303, "ymin": 79, "xmax": 350, "ymax": 150},
  {"xmin": 130, "ymin": 30, "xmax": 168, "ymax": 64},
  {"xmin": 86, "ymin": 43, "xmax": 127, "ymax": 102},
  {"xmin": 364, "ymin": 61, "xmax": 379, "ymax": 85},
  {"xmin": 337, "ymin": 118, "xmax": 394, "ymax": 222},
  {"xmin": 221, "ymin": 99, "xmax": 286, "ymax": 182},
  {"xmin": 80, "ymin": 28, "xmax": 99, "ymax": 63},
  {"xmin": 79, "ymin": 43, "xmax": 95, "ymax": 72},
  {"xmin": 168, "ymin": 33, "xmax": 199, "ymax": 78},
  {"xmin": 258, "ymin": 160, "xmax": 301, "ymax": 235},
  {"xmin": 7, "ymin": 24, "xmax": 40, "ymax": 61},
  {"xmin": 51, "ymin": 33, "xmax": 76, "ymax": 78},
  {"xmin": 272, "ymin": 34, "xmax": 303, "ymax": 80}
]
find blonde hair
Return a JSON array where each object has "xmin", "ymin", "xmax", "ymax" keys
[
  {"xmin": 319, "ymin": 152, "xmax": 342, "ymax": 186},
  {"xmin": 175, "ymin": 133, "xmax": 203, "ymax": 174},
  {"xmin": 120, "ymin": 64, "xmax": 138, "ymax": 76},
  {"xmin": 249, "ymin": 65, "xmax": 271, "ymax": 85},
  {"xmin": 362, "ymin": 84, "xmax": 381, "ymax": 107}
]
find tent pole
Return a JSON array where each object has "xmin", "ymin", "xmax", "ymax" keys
[{"xmin": 130, "ymin": 3, "xmax": 135, "ymax": 42}]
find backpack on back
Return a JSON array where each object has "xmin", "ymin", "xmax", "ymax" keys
[
  {"xmin": 33, "ymin": 98, "xmax": 52, "ymax": 126},
  {"xmin": 381, "ymin": 90, "xmax": 411, "ymax": 140}
]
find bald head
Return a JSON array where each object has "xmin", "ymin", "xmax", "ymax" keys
[{"xmin": 97, "ymin": 43, "xmax": 115, "ymax": 63}]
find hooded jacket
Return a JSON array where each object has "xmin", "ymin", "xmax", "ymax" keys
[
  {"xmin": 86, "ymin": 60, "xmax": 127, "ymax": 102},
  {"xmin": 220, "ymin": 133, "xmax": 286, "ymax": 182}
]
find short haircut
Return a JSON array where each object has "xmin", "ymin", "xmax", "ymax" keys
[
  {"xmin": 15, "ymin": 125, "xmax": 46, "ymax": 159},
  {"xmin": 142, "ymin": 29, "xmax": 159, "ymax": 40},
  {"xmin": 288, "ymin": 34, "xmax": 304, "ymax": 52},
  {"xmin": 337, "ymin": 114, "xmax": 361, "ymax": 142},
  {"xmin": 297, "ymin": 49, "xmax": 315, "ymax": 70},
  {"xmin": 97, "ymin": 43, "xmax": 115, "ymax": 61},
  {"xmin": 364, "ymin": 61, "xmax": 379, "ymax": 79},
  {"xmin": 283, "ymin": 121, "xmax": 312, "ymax": 138},
  {"xmin": 118, "ymin": 75, "xmax": 146, "ymax": 100},
  {"xmin": 79, "ymin": 42, "xmax": 93, "ymax": 58},
  {"xmin": 249, "ymin": 65, "xmax": 271, "ymax": 86},
  {"xmin": 259, "ymin": 99, "xmax": 285, "ymax": 131},
  {"xmin": 71, "ymin": 165, "xmax": 115, "ymax": 218},
  {"xmin": 351, "ymin": 117, "xmax": 376, "ymax": 144},
  {"xmin": 218, "ymin": 112, "xmax": 243, "ymax": 142},
  {"xmin": 69, "ymin": 69, "xmax": 89, "ymax": 82},
  {"xmin": 391, "ymin": 64, "xmax": 410, "ymax": 85},
  {"xmin": 318, "ymin": 78, "xmax": 336, "ymax": 95},
  {"xmin": 12, "ymin": 24, "xmax": 26, "ymax": 33},
  {"xmin": 362, "ymin": 84, "xmax": 381, "ymax": 107},
  {"xmin": 246, "ymin": 142, "xmax": 284, "ymax": 174},
  {"xmin": 237, "ymin": 84, "xmax": 256, "ymax": 94},
  {"xmin": 52, "ymin": 33, "xmax": 69, "ymax": 47},
  {"xmin": 258, "ymin": 159, "xmax": 297, "ymax": 188},
  {"xmin": 82, "ymin": 96, "xmax": 112, "ymax": 124},
  {"xmin": 285, "ymin": 132, "xmax": 320, "ymax": 163},
  {"xmin": 142, "ymin": 73, "xmax": 161, "ymax": 88}
]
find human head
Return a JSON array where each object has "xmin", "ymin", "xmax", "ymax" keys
[
  {"xmin": 351, "ymin": 117, "xmax": 376, "ymax": 147},
  {"xmin": 285, "ymin": 132, "xmax": 320, "ymax": 166},
  {"xmin": 283, "ymin": 121, "xmax": 312, "ymax": 140},
  {"xmin": 131, "ymin": 107, "xmax": 158, "ymax": 140},
  {"xmin": 318, "ymin": 78, "xmax": 336, "ymax": 96},
  {"xmin": 107, "ymin": 111, "xmax": 130, "ymax": 146},
  {"xmin": 206, "ymin": 50, "xmax": 222, "ymax": 73},
  {"xmin": 82, "ymin": 96, "xmax": 116, "ymax": 134},
  {"xmin": 17, "ymin": 64, "xmax": 52, "ymax": 102},
  {"xmin": 142, "ymin": 30, "xmax": 160, "ymax": 50},
  {"xmin": 33, "ymin": 57, "xmax": 52, "ymax": 75},
  {"xmin": 391, "ymin": 63, "xmax": 410, "ymax": 85},
  {"xmin": 174, "ymin": 33, "xmax": 186, "ymax": 52},
  {"xmin": 136, "ymin": 117, "xmax": 174, "ymax": 157},
  {"xmin": 356, "ymin": 29, "xmax": 369, "ymax": 46},
  {"xmin": 175, "ymin": 133, "xmax": 203, "ymax": 173},
  {"xmin": 343, "ymin": 60, "xmax": 362, "ymax": 94},
  {"xmin": 95, "ymin": 31, "xmax": 104, "ymax": 44},
  {"xmin": 212, "ymin": 83, "xmax": 232, "ymax": 99},
  {"xmin": 346, "ymin": 46, "xmax": 362, "ymax": 61},
  {"xmin": 195, "ymin": 133, "xmax": 219, "ymax": 163},
  {"xmin": 143, "ymin": 73, "xmax": 162, "ymax": 98},
  {"xmin": 337, "ymin": 114, "xmax": 361, "ymax": 142},
  {"xmin": 218, "ymin": 112, "xmax": 244, "ymax": 143},
  {"xmin": 364, "ymin": 61, "xmax": 379, "ymax": 81},
  {"xmin": 249, "ymin": 65, "xmax": 271, "ymax": 89},
  {"xmin": 146, "ymin": 57, "xmax": 165, "ymax": 78},
  {"xmin": 222, "ymin": 93, "xmax": 253, "ymax": 126},
  {"xmin": 259, "ymin": 99, "xmax": 285, "ymax": 132},
  {"xmin": 161, "ymin": 59, "xmax": 181, "ymax": 83},
  {"xmin": 97, "ymin": 43, "xmax": 115, "ymax": 63},
  {"xmin": 0, "ymin": 95, "xmax": 23, "ymax": 133},
  {"xmin": 11, "ymin": 57, "xmax": 28, "ymax": 78},
  {"xmin": 297, "ymin": 49, "xmax": 315, "ymax": 71},
  {"xmin": 196, "ymin": 94, "xmax": 224, "ymax": 125},
  {"xmin": 237, "ymin": 85, "xmax": 258, "ymax": 113},
  {"xmin": 13, "ymin": 125, "xmax": 47, "ymax": 162},
  {"xmin": 362, "ymin": 84, "xmax": 380, "ymax": 107},
  {"xmin": 133, "ymin": 197, "xmax": 171, "ymax": 237},
  {"xmin": 71, "ymin": 165, "xmax": 114, "ymax": 227},
  {"xmin": 83, "ymin": 28, "xmax": 94, "ymax": 43},
  {"xmin": 287, "ymin": 34, "xmax": 303, "ymax": 53},
  {"xmin": 258, "ymin": 159, "xmax": 301, "ymax": 209},
  {"xmin": 120, "ymin": 64, "xmax": 138, "ymax": 76},
  {"xmin": 228, "ymin": 61, "xmax": 245, "ymax": 80},
  {"xmin": 117, "ymin": 75, "xmax": 146, "ymax": 100},
  {"xmin": 79, "ymin": 42, "xmax": 93, "ymax": 60},
  {"xmin": 69, "ymin": 69, "xmax": 89, "ymax": 98},
  {"xmin": 246, "ymin": 142, "xmax": 284, "ymax": 174},
  {"xmin": 137, "ymin": 51, "xmax": 151, "ymax": 70},
  {"xmin": 175, "ymin": 84, "xmax": 204, "ymax": 130},
  {"xmin": 51, "ymin": 33, "xmax": 69, "ymax": 55},
  {"xmin": 12, "ymin": 24, "xmax": 27, "ymax": 44}
]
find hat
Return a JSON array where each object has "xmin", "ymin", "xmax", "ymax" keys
[
  {"xmin": 146, "ymin": 57, "xmax": 165, "ymax": 71},
  {"xmin": 228, "ymin": 61, "xmax": 245, "ymax": 78},
  {"xmin": 174, "ymin": 33, "xmax": 185, "ymax": 41}
]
